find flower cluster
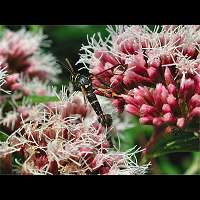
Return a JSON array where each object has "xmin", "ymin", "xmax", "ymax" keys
[
  {"xmin": 1, "ymin": 92, "xmax": 149, "ymax": 175},
  {"xmin": 77, "ymin": 25, "xmax": 200, "ymax": 132},
  {"xmin": 0, "ymin": 27, "xmax": 60, "ymax": 133},
  {"xmin": 0, "ymin": 28, "xmax": 60, "ymax": 94}
]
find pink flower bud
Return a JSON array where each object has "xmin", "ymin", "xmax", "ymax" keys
[
  {"xmin": 92, "ymin": 79, "xmax": 104, "ymax": 88},
  {"xmin": 123, "ymin": 71, "xmax": 152, "ymax": 88},
  {"xmin": 10, "ymin": 82, "xmax": 21, "ymax": 91},
  {"xmin": 89, "ymin": 158, "xmax": 98, "ymax": 169},
  {"xmin": 49, "ymin": 160, "xmax": 58, "ymax": 175},
  {"xmin": 99, "ymin": 166, "xmax": 110, "ymax": 175},
  {"xmin": 163, "ymin": 113, "xmax": 176, "ymax": 123},
  {"xmin": 112, "ymin": 98, "xmax": 125, "ymax": 112},
  {"xmin": 189, "ymin": 94, "xmax": 200, "ymax": 110},
  {"xmin": 92, "ymin": 67, "xmax": 113, "ymax": 85},
  {"xmin": 162, "ymin": 104, "xmax": 172, "ymax": 113},
  {"xmin": 75, "ymin": 106, "xmax": 88, "ymax": 117},
  {"xmin": 131, "ymin": 65, "xmax": 148, "ymax": 76},
  {"xmin": 189, "ymin": 107, "xmax": 200, "ymax": 118},
  {"xmin": 133, "ymin": 94, "xmax": 147, "ymax": 106},
  {"xmin": 120, "ymin": 40, "xmax": 140, "ymax": 55},
  {"xmin": 164, "ymin": 67, "xmax": 175, "ymax": 85},
  {"xmin": 6, "ymin": 73, "xmax": 19, "ymax": 84},
  {"xmin": 79, "ymin": 147, "xmax": 93, "ymax": 157},
  {"xmin": 137, "ymin": 86, "xmax": 154, "ymax": 104},
  {"xmin": 148, "ymin": 57, "xmax": 161, "ymax": 68},
  {"xmin": 91, "ymin": 64, "xmax": 111, "ymax": 77},
  {"xmin": 126, "ymin": 53, "xmax": 147, "ymax": 70},
  {"xmin": 139, "ymin": 116, "xmax": 153, "ymax": 125},
  {"xmin": 160, "ymin": 54, "xmax": 173, "ymax": 65},
  {"xmin": 167, "ymin": 84, "xmax": 177, "ymax": 96},
  {"xmin": 120, "ymin": 94, "xmax": 138, "ymax": 106},
  {"xmin": 180, "ymin": 78, "xmax": 195, "ymax": 101},
  {"xmin": 131, "ymin": 87, "xmax": 144, "ymax": 97},
  {"xmin": 167, "ymin": 94, "xmax": 178, "ymax": 110},
  {"xmin": 147, "ymin": 67, "xmax": 161, "ymax": 82},
  {"xmin": 110, "ymin": 74, "xmax": 124, "ymax": 92},
  {"xmin": 125, "ymin": 104, "xmax": 140, "ymax": 116},
  {"xmin": 153, "ymin": 117, "xmax": 164, "ymax": 127},
  {"xmin": 177, "ymin": 117, "xmax": 185, "ymax": 128},
  {"xmin": 160, "ymin": 85, "xmax": 169, "ymax": 104},
  {"xmin": 183, "ymin": 45, "xmax": 198, "ymax": 58},
  {"xmin": 95, "ymin": 51, "xmax": 118, "ymax": 66},
  {"xmin": 194, "ymin": 75, "xmax": 200, "ymax": 94},
  {"xmin": 140, "ymin": 104, "xmax": 158, "ymax": 116},
  {"xmin": 132, "ymin": 87, "xmax": 152, "ymax": 105},
  {"xmin": 153, "ymin": 84, "xmax": 164, "ymax": 109},
  {"xmin": 34, "ymin": 156, "xmax": 48, "ymax": 169}
]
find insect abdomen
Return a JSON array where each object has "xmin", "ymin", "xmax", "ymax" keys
[{"xmin": 86, "ymin": 92, "xmax": 104, "ymax": 116}]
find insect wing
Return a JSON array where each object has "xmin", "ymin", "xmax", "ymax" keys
[
  {"xmin": 90, "ymin": 63, "xmax": 127, "ymax": 78},
  {"xmin": 80, "ymin": 86, "xmax": 88, "ymax": 106}
]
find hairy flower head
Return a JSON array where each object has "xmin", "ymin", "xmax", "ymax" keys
[
  {"xmin": 77, "ymin": 25, "xmax": 200, "ymax": 132},
  {"xmin": 0, "ymin": 28, "xmax": 60, "ymax": 92},
  {"xmin": 1, "ymin": 92, "xmax": 149, "ymax": 175}
]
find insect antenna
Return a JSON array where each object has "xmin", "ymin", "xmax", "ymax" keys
[
  {"xmin": 65, "ymin": 57, "xmax": 76, "ymax": 74},
  {"xmin": 93, "ymin": 63, "xmax": 127, "ymax": 77},
  {"xmin": 56, "ymin": 60, "xmax": 75, "ymax": 76}
]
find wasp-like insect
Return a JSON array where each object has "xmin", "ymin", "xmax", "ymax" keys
[{"xmin": 57, "ymin": 58, "xmax": 118, "ymax": 128}]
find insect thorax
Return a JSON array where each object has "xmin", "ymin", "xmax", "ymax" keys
[{"xmin": 79, "ymin": 75, "xmax": 91, "ymax": 85}]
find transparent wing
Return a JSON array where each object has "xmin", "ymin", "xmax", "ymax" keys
[{"xmin": 80, "ymin": 86, "xmax": 88, "ymax": 106}]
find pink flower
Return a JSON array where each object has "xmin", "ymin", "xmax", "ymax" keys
[
  {"xmin": 2, "ymin": 93, "xmax": 149, "ymax": 175},
  {"xmin": 77, "ymin": 25, "xmax": 200, "ymax": 132},
  {"xmin": 0, "ymin": 28, "xmax": 61, "ymax": 133},
  {"xmin": 0, "ymin": 28, "xmax": 60, "ymax": 92}
]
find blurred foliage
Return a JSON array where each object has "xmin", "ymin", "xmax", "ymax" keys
[
  {"xmin": 146, "ymin": 133, "xmax": 199, "ymax": 159},
  {"xmin": 1, "ymin": 25, "xmax": 199, "ymax": 175},
  {"xmin": 23, "ymin": 95, "xmax": 59, "ymax": 104},
  {"xmin": 117, "ymin": 116, "xmax": 153, "ymax": 151},
  {"xmin": 0, "ymin": 131, "xmax": 9, "ymax": 142},
  {"xmin": 43, "ymin": 25, "xmax": 108, "ymax": 62}
]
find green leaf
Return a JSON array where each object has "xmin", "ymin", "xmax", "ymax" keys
[
  {"xmin": 25, "ymin": 95, "xmax": 59, "ymax": 104},
  {"xmin": 0, "ymin": 131, "xmax": 9, "ymax": 141},
  {"xmin": 146, "ymin": 133, "xmax": 200, "ymax": 159}
]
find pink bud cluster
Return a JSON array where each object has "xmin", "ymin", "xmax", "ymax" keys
[
  {"xmin": 78, "ymin": 25, "xmax": 200, "ymax": 131},
  {"xmin": 3, "ymin": 94, "xmax": 148, "ymax": 175}
]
